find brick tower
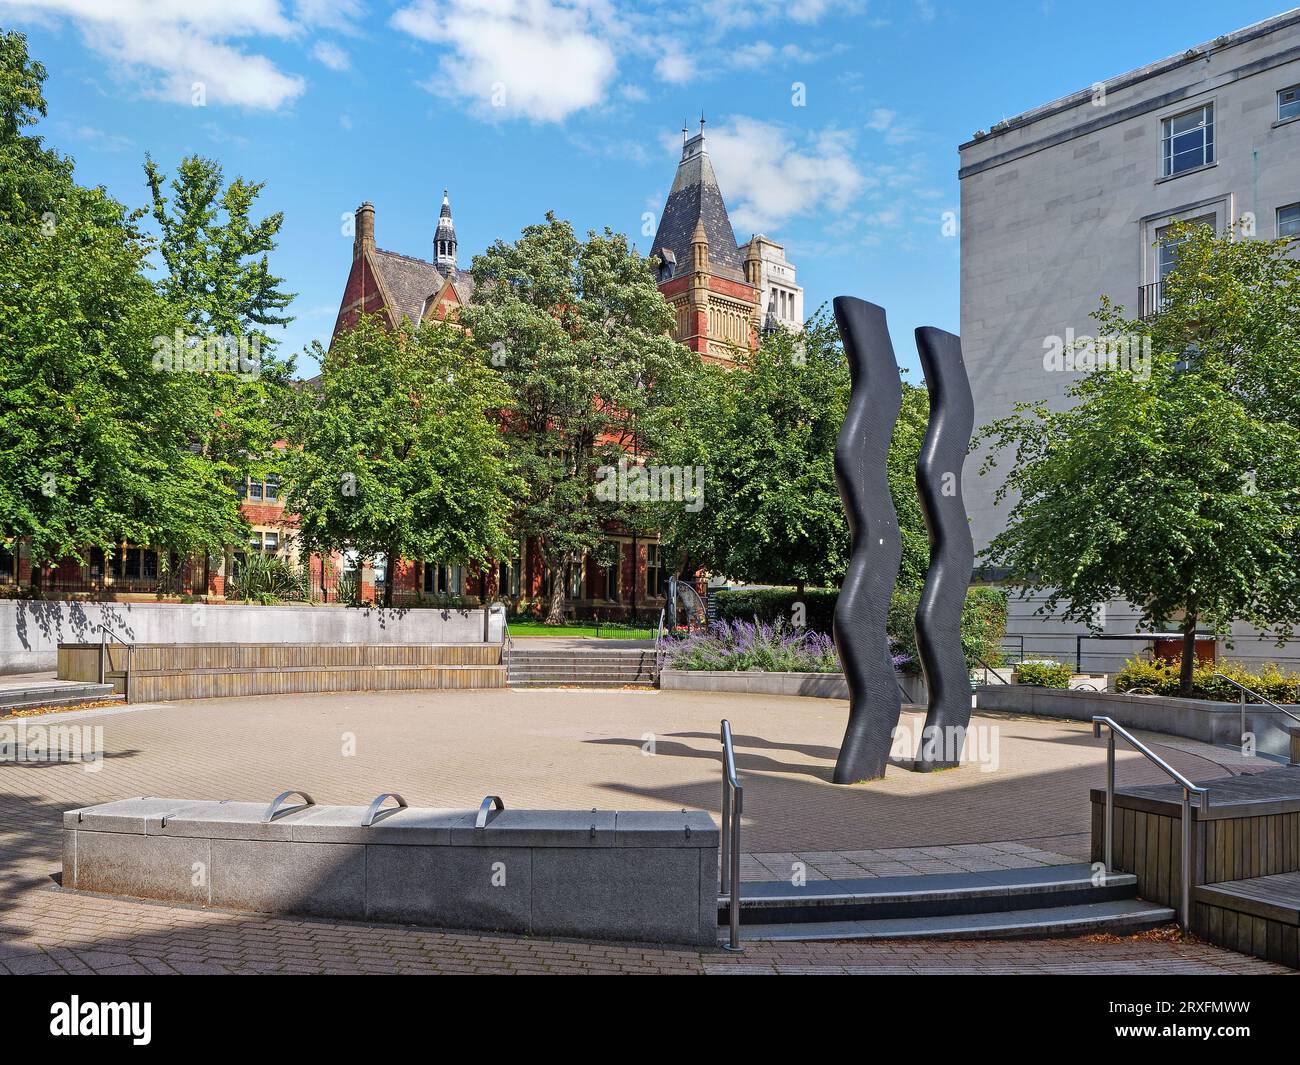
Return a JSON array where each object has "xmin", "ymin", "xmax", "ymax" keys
[{"xmin": 651, "ymin": 118, "xmax": 762, "ymax": 361}]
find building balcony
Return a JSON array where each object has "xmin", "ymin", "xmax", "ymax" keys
[{"xmin": 1138, "ymin": 281, "xmax": 1167, "ymax": 321}]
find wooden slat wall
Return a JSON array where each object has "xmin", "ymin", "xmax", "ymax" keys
[
  {"xmin": 128, "ymin": 664, "xmax": 507, "ymax": 701},
  {"xmin": 57, "ymin": 641, "xmax": 506, "ymax": 700},
  {"xmin": 1195, "ymin": 901, "xmax": 1299, "ymax": 968}
]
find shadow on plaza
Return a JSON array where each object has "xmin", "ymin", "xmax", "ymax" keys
[{"xmin": 585, "ymin": 725, "xmax": 1237, "ymax": 853}]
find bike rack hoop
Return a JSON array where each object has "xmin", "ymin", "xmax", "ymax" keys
[
  {"xmin": 262, "ymin": 790, "xmax": 315, "ymax": 824},
  {"xmin": 361, "ymin": 792, "xmax": 408, "ymax": 827}
]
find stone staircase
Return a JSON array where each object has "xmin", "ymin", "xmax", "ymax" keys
[
  {"xmin": 0, "ymin": 681, "xmax": 124, "ymax": 715},
  {"xmin": 506, "ymin": 645, "xmax": 656, "ymax": 688},
  {"xmin": 721, "ymin": 863, "xmax": 1174, "ymax": 942}
]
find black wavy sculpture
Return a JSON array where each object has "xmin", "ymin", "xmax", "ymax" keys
[
  {"xmin": 831, "ymin": 297, "xmax": 903, "ymax": 784},
  {"xmin": 913, "ymin": 326, "xmax": 975, "ymax": 771}
]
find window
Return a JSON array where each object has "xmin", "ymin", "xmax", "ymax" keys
[
  {"xmin": 567, "ymin": 558, "xmax": 585, "ymax": 600},
  {"xmin": 241, "ymin": 475, "xmax": 280, "ymax": 502},
  {"xmin": 604, "ymin": 554, "xmax": 620, "ymax": 602},
  {"xmin": 245, "ymin": 531, "xmax": 280, "ymax": 555},
  {"xmin": 1281, "ymin": 85, "xmax": 1300, "ymax": 123},
  {"xmin": 497, "ymin": 547, "xmax": 522, "ymax": 599},
  {"xmin": 0, "ymin": 545, "xmax": 14, "ymax": 582},
  {"xmin": 423, "ymin": 563, "xmax": 462, "ymax": 597},
  {"xmin": 1280, "ymin": 203, "xmax": 1300, "ymax": 239},
  {"xmin": 1157, "ymin": 215, "xmax": 1216, "ymax": 280},
  {"xmin": 110, "ymin": 545, "xmax": 158, "ymax": 580},
  {"xmin": 1162, "ymin": 104, "xmax": 1214, "ymax": 177},
  {"xmin": 646, "ymin": 543, "xmax": 666, "ymax": 598}
]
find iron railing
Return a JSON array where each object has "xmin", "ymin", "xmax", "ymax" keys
[
  {"xmin": 1138, "ymin": 281, "xmax": 1167, "ymax": 320},
  {"xmin": 719, "ymin": 719, "xmax": 743, "ymax": 952},
  {"xmin": 1092, "ymin": 716, "xmax": 1208, "ymax": 928}
]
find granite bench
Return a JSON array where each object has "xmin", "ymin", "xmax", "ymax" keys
[{"xmin": 62, "ymin": 794, "xmax": 720, "ymax": 946}]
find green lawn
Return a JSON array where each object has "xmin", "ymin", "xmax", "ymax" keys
[{"xmin": 506, "ymin": 619, "xmax": 658, "ymax": 639}]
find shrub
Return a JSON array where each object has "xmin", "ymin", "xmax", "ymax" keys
[
  {"xmin": 1014, "ymin": 659, "xmax": 1073, "ymax": 688},
  {"xmin": 714, "ymin": 587, "xmax": 837, "ymax": 634},
  {"xmin": 1114, "ymin": 656, "xmax": 1300, "ymax": 703},
  {"xmin": 664, "ymin": 618, "xmax": 841, "ymax": 673},
  {"xmin": 889, "ymin": 586, "xmax": 1008, "ymax": 674},
  {"xmin": 227, "ymin": 553, "xmax": 310, "ymax": 604}
]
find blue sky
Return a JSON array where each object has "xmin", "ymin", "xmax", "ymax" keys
[{"xmin": 5, "ymin": 0, "xmax": 1291, "ymax": 377}]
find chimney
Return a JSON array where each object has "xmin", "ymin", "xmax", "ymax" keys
[{"xmin": 354, "ymin": 201, "xmax": 375, "ymax": 260}]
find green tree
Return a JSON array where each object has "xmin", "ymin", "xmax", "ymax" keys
[
  {"xmin": 977, "ymin": 220, "xmax": 1300, "ymax": 695},
  {"xmin": 143, "ymin": 154, "xmax": 299, "ymax": 493},
  {"xmin": 461, "ymin": 213, "xmax": 694, "ymax": 623},
  {"xmin": 0, "ymin": 32, "xmax": 244, "ymax": 579},
  {"xmin": 650, "ymin": 309, "xmax": 931, "ymax": 599},
  {"xmin": 284, "ymin": 314, "xmax": 521, "ymax": 608}
]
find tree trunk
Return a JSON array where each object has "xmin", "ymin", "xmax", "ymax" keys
[
  {"xmin": 1179, "ymin": 612, "xmax": 1198, "ymax": 697},
  {"xmin": 383, "ymin": 548, "xmax": 396, "ymax": 609},
  {"xmin": 544, "ymin": 567, "xmax": 566, "ymax": 625},
  {"xmin": 796, "ymin": 579, "xmax": 806, "ymax": 599}
]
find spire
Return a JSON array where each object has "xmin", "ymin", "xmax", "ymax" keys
[
  {"xmin": 435, "ymin": 188, "xmax": 457, "ymax": 274},
  {"xmin": 649, "ymin": 118, "xmax": 743, "ymax": 282}
]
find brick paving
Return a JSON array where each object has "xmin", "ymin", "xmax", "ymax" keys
[{"xmin": 0, "ymin": 687, "xmax": 1288, "ymax": 974}]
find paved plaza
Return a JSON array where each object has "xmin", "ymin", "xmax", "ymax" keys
[{"xmin": 0, "ymin": 686, "xmax": 1290, "ymax": 974}]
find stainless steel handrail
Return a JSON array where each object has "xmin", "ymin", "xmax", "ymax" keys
[
  {"xmin": 1092, "ymin": 716, "xmax": 1208, "ymax": 928},
  {"xmin": 719, "ymin": 719, "xmax": 743, "ymax": 952},
  {"xmin": 361, "ymin": 792, "xmax": 408, "ymax": 827},
  {"xmin": 98, "ymin": 622, "xmax": 134, "ymax": 701},
  {"xmin": 475, "ymin": 795, "xmax": 504, "ymax": 828},
  {"xmin": 653, "ymin": 607, "xmax": 666, "ymax": 680},
  {"xmin": 496, "ymin": 603, "xmax": 513, "ymax": 675},
  {"xmin": 262, "ymin": 789, "xmax": 315, "ymax": 823},
  {"xmin": 1213, "ymin": 673, "xmax": 1300, "ymax": 744}
]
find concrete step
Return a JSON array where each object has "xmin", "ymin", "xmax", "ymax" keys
[
  {"xmin": 722, "ymin": 863, "xmax": 1137, "ymax": 925},
  {"xmin": 0, "ymin": 683, "xmax": 122, "ymax": 713},
  {"xmin": 510, "ymin": 679, "xmax": 656, "ymax": 689},
  {"xmin": 733, "ymin": 899, "xmax": 1175, "ymax": 942}
]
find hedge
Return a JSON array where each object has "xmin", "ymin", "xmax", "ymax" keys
[{"xmin": 714, "ymin": 585, "xmax": 1008, "ymax": 674}]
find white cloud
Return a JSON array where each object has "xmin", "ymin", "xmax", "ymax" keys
[
  {"xmin": 702, "ymin": 116, "xmax": 867, "ymax": 234},
  {"xmin": 654, "ymin": 44, "xmax": 693, "ymax": 85},
  {"xmin": 392, "ymin": 0, "xmax": 618, "ymax": 123},
  {"xmin": 0, "ymin": 0, "xmax": 307, "ymax": 110},
  {"xmin": 312, "ymin": 40, "xmax": 351, "ymax": 71},
  {"xmin": 866, "ymin": 107, "xmax": 920, "ymax": 145}
]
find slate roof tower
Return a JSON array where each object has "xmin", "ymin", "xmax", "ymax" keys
[{"xmin": 651, "ymin": 118, "xmax": 762, "ymax": 360}]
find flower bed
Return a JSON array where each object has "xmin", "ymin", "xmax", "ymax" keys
[{"xmin": 664, "ymin": 619, "xmax": 840, "ymax": 673}]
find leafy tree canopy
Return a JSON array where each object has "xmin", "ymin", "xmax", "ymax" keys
[
  {"xmin": 285, "ymin": 313, "xmax": 522, "ymax": 607},
  {"xmin": 977, "ymin": 220, "xmax": 1300, "ymax": 693}
]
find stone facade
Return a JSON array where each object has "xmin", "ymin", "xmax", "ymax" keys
[{"xmin": 959, "ymin": 11, "xmax": 1300, "ymax": 669}]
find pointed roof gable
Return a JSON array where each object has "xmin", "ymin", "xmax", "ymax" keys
[
  {"xmin": 371, "ymin": 248, "xmax": 445, "ymax": 326},
  {"xmin": 651, "ymin": 129, "xmax": 744, "ymax": 281}
]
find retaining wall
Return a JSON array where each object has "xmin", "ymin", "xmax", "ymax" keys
[
  {"xmin": 63, "ymin": 797, "xmax": 719, "ymax": 946},
  {"xmin": 1, "ymin": 601, "xmax": 504, "ymax": 674}
]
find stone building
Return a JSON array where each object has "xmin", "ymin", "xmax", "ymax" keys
[{"xmin": 959, "ymin": 10, "xmax": 1300, "ymax": 671}]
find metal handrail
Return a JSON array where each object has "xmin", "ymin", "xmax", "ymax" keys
[
  {"xmin": 475, "ymin": 795, "xmax": 504, "ymax": 828},
  {"xmin": 719, "ymin": 719, "xmax": 743, "ymax": 952},
  {"xmin": 653, "ymin": 607, "xmax": 666, "ymax": 680},
  {"xmin": 496, "ymin": 603, "xmax": 513, "ymax": 674},
  {"xmin": 1213, "ymin": 674, "xmax": 1300, "ymax": 745},
  {"xmin": 1092, "ymin": 716, "xmax": 1208, "ymax": 929},
  {"xmin": 98, "ymin": 622, "xmax": 134, "ymax": 702},
  {"xmin": 361, "ymin": 792, "xmax": 407, "ymax": 827},
  {"xmin": 975, "ymin": 654, "xmax": 1012, "ymax": 686},
  {"xmin": 262, "ymin": 789, "xmax": 315, "ymax": 823}
]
